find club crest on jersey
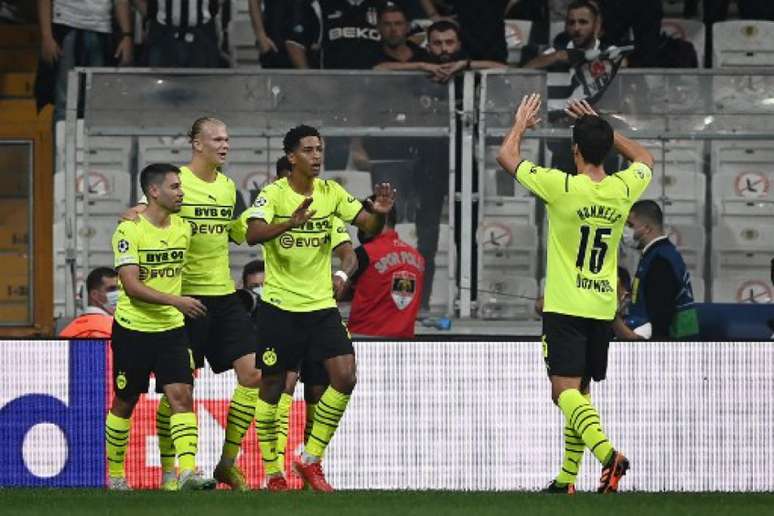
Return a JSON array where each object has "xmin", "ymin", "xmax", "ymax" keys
[
  {"xmin": 262, "ymin": 348, "xmax": 278, "ymax": 366},
  {"xmin": 391, "ymin": 271, "xmax": 416, "ymax": 310},
  {"xmin": 116, "ymin": 371, "xmax": 127, "ymax": 390},
  {"xmin": 367, "ymin": 7, "xmax": 378, "ymax": 26}
]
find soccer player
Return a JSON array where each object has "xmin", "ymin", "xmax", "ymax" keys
[
  {"xmin": 244, "ymin": 125, "xmax": 395, "ymax": 491},
  {"xmin": 261, "ymin": 155, "xmax": 359, "ymax": 475},
  {"xmin": 106, "ymin": 163, "xmax": 214, "ymax": 491},
  {"xmin": 496, "ymin": 95, "xmax": 654, "ymax": 494},
  {"xmin": 131, "ymin": 118, "xmax": 262, "ymax": 491}
]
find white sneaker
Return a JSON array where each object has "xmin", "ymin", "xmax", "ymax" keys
[
  {"xmin": 108, "ymin": 476, "xmax": 131, "ymax": 491},
  {"xmin": 178, "ymin": 469, "xmax": 217, "ymax": 491}
]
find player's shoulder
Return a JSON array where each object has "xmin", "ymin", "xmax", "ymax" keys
[
  {"xmin": 170, "ymin": 214, "xmax": 190, "ymax": 232},
  {"xmin": 215, "ymin": 169, "xmax": 237, "ymax": 188},
  {"xmin": 115, "ymin": 218, "xmax": 140, "ymax": 236}
]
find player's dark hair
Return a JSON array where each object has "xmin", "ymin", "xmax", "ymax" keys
[
  {"xmin": 363, "ymin": 194, "xmax": 397, "ymax": 227},
  {"xmin": 283, "ymin": 125, "xmax": 321, "ymax": 154},
  {"xmin": 187, "ymin": 116, "xmax": 224, "ymax": 144},
  {"xmin": 567, "ymin": 0, "xmax": 599, "ymax": 18},
  {"xmin": 572, "ymin": 114, "xmax": 613, "ymax": 166},
  {"xmin": 427, "ymin": 20, "xmax": 461, "ymax": 39},
  {"xmin": 242, "ymin": 259, "xmax": 265, "ymax": 286},
  {"xmin": 630, "ymin": 200, "xmax": 664, "ymax": 230},
  {"xmin": 379, "ymin": 2, "xmax": 407, "ymax": 20},
  {"xmin": 140, "ymin": 163, "xmax": 180, "ymax": 197},
  {"xmin": 86, "ymin": 266, "xmax": 117, "ymax": 293},
  {"xmin": 275, "ymin": 156, "xmax": 292, "ymax": 178}
]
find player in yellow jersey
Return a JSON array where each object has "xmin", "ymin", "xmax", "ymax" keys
[
  {"xmin": 106, "ymin": 163, "xmax": 215, "ymax": 491},
  {"xmin": 497, "ymin": 96, "xmax": 654, "ymax": 494},
  {"xmin": 130, "ymin": 118, "xmax": 262, "ymax": 491},
  {"xmin": 266, "ymin": 157, "xmax": 359, "ymax": 473},
  {"xmin": 244, "ymin": 125, "xmax": 395, "ymax": 492}
]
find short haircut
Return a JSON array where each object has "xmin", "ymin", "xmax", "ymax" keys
[
  {"xmin": 630, "ymin": 200, "xmax": 664, "ymax": 229},
  {"xmin": 567, "ymin": 0, "xmax": 599, "ymax": 18},
  {"xmin": 242, "ymin": 259, "xmax": 265, "ymax": 286},
  {"xmin": 572, "ymin": 115, "xmax": 613, "ymax": 166},
  {"xmin": 86, "ymin": 266, "xmax": 117, "ymax": 292},
  {"xmin": 283, "ymin": 125, "xmax": 321, "ymax": 154},
  {"xmin": 363, "ymin": 194, "xmax": 397, "ymax": 227},
  {"xmin": 427, "ymin": 20, "xmax": 461, "ymax": 40},
  {"xmin": 275, "ymin": 156, "xmax": 292, "ymax": 178},
  {"xmin": 379, "ymin": 2, "xmax": 407, "ymax": 20},
  {"xmin": 140, "ymin": 163, "xmax": 180, "ymax": 197}
]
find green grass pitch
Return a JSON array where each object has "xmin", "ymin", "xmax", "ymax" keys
[{"xmin": 1, "ymin": 490, "xmax": 772, "ymax": 516}]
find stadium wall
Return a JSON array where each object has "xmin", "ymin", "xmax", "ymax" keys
[{"xmin": 0, "ymin": 339, "xmax": 772, "ymax": 491}]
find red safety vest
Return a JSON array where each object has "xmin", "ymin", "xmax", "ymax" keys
[
  {"xmin": 349, "ymin": 230, "xmax": 425, "ymax": 338},
  {"xmin": 59, "ymin": 312, "xmax": 113, "ymax": 338}
]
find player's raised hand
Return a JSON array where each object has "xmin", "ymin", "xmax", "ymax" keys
[
  {"xmin": 175, "ymin": 296, "xmax": 207, "ymax": 319},
  {"xmin": 289, "ymin": 197, "xmax": 316, "ymax": 228},
  {"xmin": 367, "ymin": 183, "xmax": 396, "ymax": 214},
  {"xmin": 564, "ymin": 98, "xmax": 599, "ymax": 119},
  {"xmin": 514, "ymin": 93, "xmax": 542, "ymax": 130}
]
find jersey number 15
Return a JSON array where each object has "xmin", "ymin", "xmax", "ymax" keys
[{"xmin": 575, "ymin": 226, "xmax": 612, "ymax": 274}]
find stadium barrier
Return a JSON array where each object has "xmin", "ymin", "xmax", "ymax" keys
[{"xmin": 1, "ymin": 339, "xmax": 772, "ymax": 491}]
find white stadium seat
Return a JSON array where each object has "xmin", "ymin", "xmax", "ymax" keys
[
  {"xmin": 712, "ymin": 144, "xmax": 774, "ymax": 224},
  {"xmin": 713, "ymin": 274, "xmax": 772, "ymax": 304},
  {"xmin": 712, "ymin": 222, "xmax": 774, "ymax": 277},
  {"xmin": 321, "ymin": 170, "xmax": 373, "ymax": 200},
  {"xmin": 478, "ymin": 221, "xmax": 538, "ymax": 277},
  {"xmin": 477, "ymin": 273, "xmax": 538, "ymax": 320},
  {"xmin": 712, "ymin": 20, "xmax": 774, "ymax": 67},
  {"xmin": 229, "ymin": 18, "xmax": 260, "ymax": 67},
  {"xmin": 504, "ymin": 19, "xmax": 532, "ymax": 64},
  {"xmin": 665, "ymin": 223, "xmax": 705, "ymax": 278}
]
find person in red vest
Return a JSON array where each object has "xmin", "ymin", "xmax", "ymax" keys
[
  {"xmin": 59, "ymin": 266, "xmax": 118, "ymax": 338},
  {"xmin": 348, "ymin": 197, "xmax": 425, "ymax": 338}
]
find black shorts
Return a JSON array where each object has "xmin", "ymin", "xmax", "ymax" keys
[
  {"xmin": 256, "ymin": 300, "xmax": 354, "ymax": 376},
  {"xmin": 111, "ymin": 321, "xmax": 193, "ymax": 399},
  {"xmin": 542, "ymin": 312, "xmax": 612, "ymax": 382},
  {"xmin": 298, "ymin": 358, "xmax": 329, "ymax": 386},
  {"xmin": 185, "ymin": 292, "xmax": 257, "ymax": 374}
]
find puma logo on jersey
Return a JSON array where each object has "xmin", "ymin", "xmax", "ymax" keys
[{"xmin": 207, "ymin": 194, "xmax": 217, "ymax": 202}]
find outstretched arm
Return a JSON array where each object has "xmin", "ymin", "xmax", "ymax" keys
[
  {"xmin": 496, "ymin": 93, "xmax": 542, "ymax": 176},
  {"xmin": 352, "ymin": 183, "xmax": 396, "ymax": 235}
]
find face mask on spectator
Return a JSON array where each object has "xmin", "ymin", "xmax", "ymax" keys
[{"xmin": 105, "ymin": 290, "xmax": 119, "ymax": 312}]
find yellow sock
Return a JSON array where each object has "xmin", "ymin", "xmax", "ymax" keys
[
  {"xmin": 555, "ymin": 393, "xmax": 591, "ymax": 485},
  {"xmin": 222, "ymin": 385, "xmax": 258, "ymax": 462},
  {"xmin": 105, "ymin": 411, "xmax": 131, "ymax": 478},
  {"xmin": 558, "ymin": 389, "xmax": 614, "ymax": 465},
  {"xmin": 156, "ymin": 396, "xmax": 176, "ymax": 474},
  {"xmin": 305, "ymin": 387, "xmax": 350, "ymax": 458},
  {"xmin": 170, "ymin": 412, "xmax": 198, "ymax": 472},
  {"xmin": 255, "ymin": 398, "xmax": 281, "ymax": 476},
  {"xmin": 275, "ymin": 393, "xmax": 293, "ymax": 470},
  {"xmin": 304, "ymin": 403, "xmax": 317, "ymax": 446}
]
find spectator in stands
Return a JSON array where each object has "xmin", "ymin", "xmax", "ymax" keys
[
  {"xmin": 348, "ymin": 196, "xmax": 425, "ymax": 338},
  {"xmin": 242, "ymin": 259, "xmax": 265, "ymax": 293},
  {"xmin": 137, "ymin": 0, "xmax": 223, "ymax": 67},
  {"xmin": 423, "ymin": 20, "xmax": 507, "ymax": 80},
  {"xmin": 36, "ymin": 0, "xmax": 134, "ymax": 121},
  {"xmin": 524, "ymin": 0, "xmax": 601, "ymax": 72},
  {"xmin": 420, "ymin": 0, "xmax": 509, "ymax": 63},
  {"xmin": 612, "ymin": 200, "xmax": 698, "ymax": 340},
  {"xmin": 59, "ymin": 266, "xmax": 118, "ymax": 337},
  {"xmin": 286, "ymin": 0, "xmax": 383, "ymax": 70},
  {"xmin": 595, "ymin": 0, "xmax": 662, "ymax": 67},
  {"xmin": 248, "ymin": 0, "xmax": 293, "ymax": 68}
]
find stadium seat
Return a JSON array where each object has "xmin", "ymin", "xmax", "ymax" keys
[
  {"xmin": 665, "ymin": 223, "xmax": 705, "ymax": 278},
  {"xmin": 504, "ymin": 20, "xmax": 532, "ymax": 64},
  {"xmin": 321, "ymin": 170, "xmax": 373, "ymax": 200},
  {"xmin": 477, "ymin": 272, "xmax": 538, "ymax": 320},
  {"xmin": 662, "ymin": 18, "xmax": 705, "ymax": 67},
  {"xmin": 478, "ymin": 220, "xmax": 538, "ymax": 277},
  {"xmin": 712, "ymin": 20, "xmax": 774, "ymax": 67},
  {"xmin": 711, "ymin": 144, "xmax": 774, "ymax": 224},
  {"xmin": 713, "ymin": 274, "xmax": 772, "ymax": 304},
  {"xmin": 428, "ymin": 266, "xmax": 455, "ymax": 314},
  {"xmin": 712, "ymin": 222, "xmax": 773, "ymax": 277},
  {"xmin": 228, "ymin": 17, "xmax": 259, "ymax": 68}
]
